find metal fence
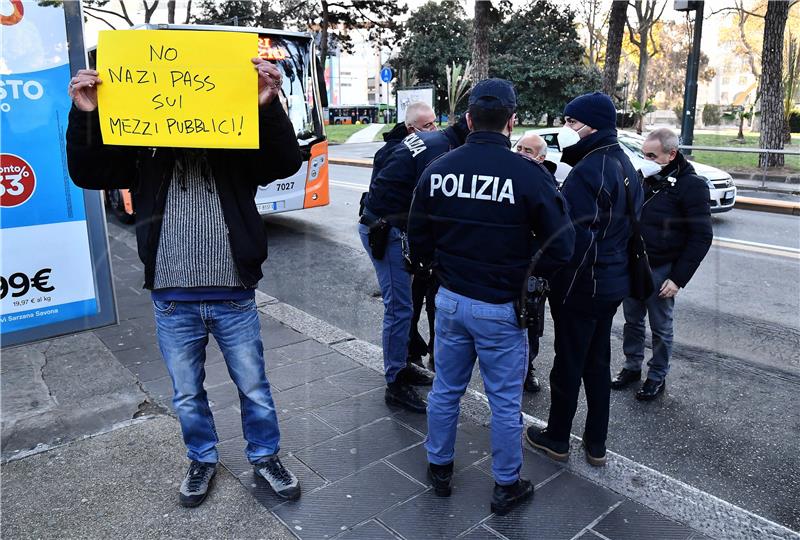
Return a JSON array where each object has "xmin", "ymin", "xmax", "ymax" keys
[{"xmin": 678, "ymin": 145, "xmax": 800, "ymax": 189}]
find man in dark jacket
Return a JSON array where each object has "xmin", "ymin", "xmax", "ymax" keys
[
  {"xmin": 526, "ymin": 92, "xmax": 643, "ymax": 468},
  {"xmin": 372, "ymin": 102, "xmax": 437, "ymax": 178},
  {"xmin": 368, "ymin": 103, "xmax": 440, "ymax": 371},
  {"xmin": 66, "ymin": 58, "xmax": 303, "ymax": 507},
  {"xmin": 612, "ymin": 128, "xmax": 712, "ymax": 400},
  {"xmin": 359, "ymin": 118, "xmax": 468, "ymax": 413},
  {"xmin": 408, "ymin": 78, "xmax": 574, "ymax": 514}
]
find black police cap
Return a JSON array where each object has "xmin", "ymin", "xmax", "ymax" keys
[{"xmin": 468, "ymin": 78, "xmax": 517, "ymax": 110}]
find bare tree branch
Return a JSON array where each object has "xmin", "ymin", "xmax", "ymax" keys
[
  {"xmin": 84, "ymin": 9, "xmax": 117, "ymax": 29},
  {"xmin": 627, "ymin": 17, "xmax": 641, "ymax": 47},
  {"xmin": 83, "ymin": 5, "xmax": 134, "ymax": 26},
  {"xmin": 708, "ymin": 6, "xmax": 764, "ymax": 19}
]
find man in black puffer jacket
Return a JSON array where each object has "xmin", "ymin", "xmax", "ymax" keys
[
  {"xmin": 526, "ymin": 92, "xmax": 643, "ymax": 469},
  {"xmin": 612, "ymin": 128, "xmax": 712, "ymax": 400}
]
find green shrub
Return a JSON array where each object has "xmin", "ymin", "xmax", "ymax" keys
[
  {"xmin": 789, "ymin": 110, "xmax": 800, "ymax": 133},
  {"xmin": 702, "ymin": 104, "xmax": 721, "ymax": 126}
]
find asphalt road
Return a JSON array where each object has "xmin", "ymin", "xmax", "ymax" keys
[{"xmin": 255, "ymin": 163, "xmax": 800, "ymax": 530}]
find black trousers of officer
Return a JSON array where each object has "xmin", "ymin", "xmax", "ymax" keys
[
  {"xmin": 408, "ymin": 273, "xmax": 438, "ymax": 359},
  {"xmin": 547, "ymin": 294, "xmax": 622, "ymax": 446}
]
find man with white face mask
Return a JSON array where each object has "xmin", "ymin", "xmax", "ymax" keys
[
  {"xmin": 612, "ymin": 128, "xmax": 712, "ymax": 400},
  {"xmin": 526, "ymin": 92, "xmax": 643, "ymax": 468}
]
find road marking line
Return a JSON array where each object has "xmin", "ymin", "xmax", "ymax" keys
[
  {"xmin": 330, "ymin": 180, "xmax": 367, "ymax": 191},
  {"xmin": 715, "ymin": 236, "xmax": 800, "ymax": 253},
  {"xmin": 713, "ymin": 238, "xmax": 800, "ymax": 259}
]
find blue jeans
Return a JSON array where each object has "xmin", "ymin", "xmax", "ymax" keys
[
  {"xmin": 426, "ymin": 288, "xmax": 527, "ymax": 485},
  {"xmin": 358, "ymin": 223, "xmax": 412, "ymax": 384},
  {"xmin": 153, "ymin": 299, "xmax": 281, "ymax": 464},
  {"xmin": 622, "ymin": 263, "xmax": 675, "ymax": 383}
]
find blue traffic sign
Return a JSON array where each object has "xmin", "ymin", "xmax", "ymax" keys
[{"xmin": 380, "ymin": 67, "xmax": 393, "ymax": 83}]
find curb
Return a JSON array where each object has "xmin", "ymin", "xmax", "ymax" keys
[
  {"xmin": 735, "ymin": 196, "xmax": 800, "ymax": 215},
  {"xmin": 329, "ymin": 158, "xmax": 800, "ymax": 215},
  {"xmin": 254, "ymin": 290, "xmax": 800, "ymax": 540}
]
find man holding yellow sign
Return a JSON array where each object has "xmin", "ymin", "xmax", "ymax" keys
[{"xmin": 66, "ymin": 29, "xmax": 303, "ymax": 508}]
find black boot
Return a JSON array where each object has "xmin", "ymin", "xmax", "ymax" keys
[
  {"xmin": 385, "ymin": 381, "xmax": 427, "ymax": 413},
  {"xmin": 427, "ymin": 461, "xmax": 453, "ymax": 497},
  {"xmin": 524, "ymin": 365, "xmax": 540, "ymax": 393},
  {"xmin": 490, "ymin": 478, "xmax": 534, "ymax": 516},
  {"xmin": 636, "ymin": 378, "xmax": 665, "ymax": 401},
  {"xmin": 396, "ymin": 364, "xmax": 434, "ymax": 386},
  {"xmin": 611, "ymin": 368, "xmax": 641, "ymax": 390}
]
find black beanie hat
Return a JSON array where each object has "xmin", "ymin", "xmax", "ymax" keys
[{"xmin": 563, "ymin": 92, "xmax": 617, "ymax": 130}]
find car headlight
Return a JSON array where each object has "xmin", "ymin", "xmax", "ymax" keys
[
  {"xmin": 725, "ymin": 176, "xmax": 735, "ymax": 188},
  {"xmin": 703, "ymin": 177, "xmax": 714, "ymax": 190}
]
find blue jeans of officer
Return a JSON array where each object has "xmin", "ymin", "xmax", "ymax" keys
[
  {"xmin": 358, "ymin": 223, "xmax": 412, "ymax": 384},
  {"xmin": 426, "ymin": 288, "xmax": 527, "ymax": 485},
  {"xmin": 622, "ymin": 263, "xmax": 675, "ymax": 383},
  {"xmin": 154, "ymin": 299, "xmax": 281, "ymax": 464}
]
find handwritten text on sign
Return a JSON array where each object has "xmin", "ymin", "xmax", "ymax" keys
[{"xmin": 97, "ymin": 30, "xmax": 258, "ymax": 149}]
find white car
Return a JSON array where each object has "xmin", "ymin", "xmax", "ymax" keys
[{"xmin": 518, "ymin": 129, "xmax": 737, "ymax": 213}]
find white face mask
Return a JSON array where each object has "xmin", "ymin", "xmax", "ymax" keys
[
  {"xmin": 557, "ymin": 125, "xmax": 583, "ymax": 148},
  {"xmin": 639, "ymin": 160, "xmax": 663, "ymax": 178}
]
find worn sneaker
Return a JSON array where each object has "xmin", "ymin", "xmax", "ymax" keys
[
  {"xmin": 254, "ymin": 456, "xmax": 301, "ymax": 500},
  {"xmin": 179, "ymin": 460, "xmax": 217, "ymax": 508}
]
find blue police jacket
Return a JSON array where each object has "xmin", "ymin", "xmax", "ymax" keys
[
  {"xmin": 370, "ymin": 122, "xmax": 411, "ymax": 183},
  {"xmin": 554, "ymin": 128, "xmax": 644, "ymax": 303},
  {"xmin": 408, "ymin": 131, "xmax": 576, "ymax": 304},
  {"xmin": 364, "ymin": 127, "xmax": 464, "ymax": 230}
]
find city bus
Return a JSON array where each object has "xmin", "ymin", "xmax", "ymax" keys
[{"xmin": 95, "ymin": 24, "xmax": 329, "ymax": 223}]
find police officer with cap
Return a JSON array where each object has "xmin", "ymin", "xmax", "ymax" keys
[
  {"xmin": 408, "ymin": 79, "xmax": 575, "ymax": 515},
  {"xmin": 359, "ymin": 117, "xmax": 469, "ymax": 414}
]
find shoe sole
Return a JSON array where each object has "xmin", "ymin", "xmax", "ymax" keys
[
  {"xmin": 385, "ymin": 393, "xmax": 427, "ymax": 414},
  {"xmin": 610, "ymin": 379, "xmax": 640, "ymax": 390},
  {"xmin": 524, "ymin": 431, "xmax": 569, "ymax": 462},
  {"xmin": 179, "ymin": 492, "xmax": 209, "ymax": 508},
  {"xmin": 584, "ymin": 449, "xmax": 607, "ymax": 467},
  {"xmin": 490, "ymin": 484, "xmax": 534, "ymax": 516}
]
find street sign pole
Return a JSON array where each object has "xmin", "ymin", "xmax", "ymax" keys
[
  {"xmin": 380, "ymin": 66, "xmax": 394, "ymax": 124},
  {"xmin": 680, "ymin": 1, "xmax": 704, "ymax": 156}
]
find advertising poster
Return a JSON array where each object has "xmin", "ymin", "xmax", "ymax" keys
[
  {"xmin": 1, "ymin": 0, "xmax": 115, "ymax": 344},
  {"xmin": 397, "ymin": 86, "xmax": 435, "ymax": 122}
]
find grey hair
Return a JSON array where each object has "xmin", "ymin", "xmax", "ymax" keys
[
  {"xmin": 646, "ymin": 127, "xmax": 680, "ymax": 153},
  {"xmin": 520, "ymin": 132, "xmax": 548, "ymax": 157},
  {"xmin": 405, "ymin": 101, "xmax": 434, "ymax": 128}
]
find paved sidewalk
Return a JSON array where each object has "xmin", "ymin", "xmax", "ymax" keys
[
  {"xmin": 3, "ymin": 232, "xmax": 797, "ymax": 539},
  {"xmin": 344, "ymin": 123, "xmax": 386, "ymax": 144}
]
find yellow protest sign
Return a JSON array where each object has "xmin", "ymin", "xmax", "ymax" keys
[{"xmin": 96, "ymin": 30, "xmax": 258, "ymax": 149}]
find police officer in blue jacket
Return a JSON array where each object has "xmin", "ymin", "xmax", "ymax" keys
[
  {"xmin": 359, "ymin": 118, "xmax": 469, "ymax": 413},
  {"xmin": 408, "ymin": 79, "xmax": 575, "ymax": 515},
  {"xmin": 525, "ymin": 92, "xmax": 644, "ymax": 468}
]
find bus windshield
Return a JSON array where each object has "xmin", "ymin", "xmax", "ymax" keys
[{"xmin": 257, "ymin": 33, "xmax": 323, "ymax": 145}]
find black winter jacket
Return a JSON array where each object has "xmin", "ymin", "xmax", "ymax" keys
[
  {"xmin": 554, "ymin": 129, "xmax": 643, "ymax": 303},
  {"xmin": 640, "ymin": 152, "xmax": 712, "ymax": 287},
  {"xmin": 66, "ymin": 99, "xmax": 303, "ymax": 289}
]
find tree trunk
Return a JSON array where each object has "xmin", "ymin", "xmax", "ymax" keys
[
  {"xmin": 143, "ymin": 1, "xmax": 159, "ymax": 23},
  {"xmin": 758, "ymin": 0, "xmax": 789, "ymax": 168},
  {"xmin": 316, "ymin": 0, "xmax": 330, "ymax": 108},
  {"xmin": 737, "ymin": 114, "xmax": 744, "ymax": 140},
  {"xmin": 602, "ymin": 0, "xmax": 627, "ymax": 96},
  {"xmin": 635, "ymin": 38, "xmax": 649, "ymax": 134},
  {"xmin": 470, "ymin": 0, "xmax": 491, "ymax": 83},
  {"xmin": 184, "ymin": 0, "xmax": 192, "ymax": 24},
  {"xmin": 167, "ymin": 0, "xmax": 175, "ymax": 23}
]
